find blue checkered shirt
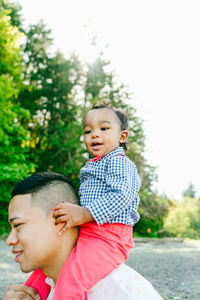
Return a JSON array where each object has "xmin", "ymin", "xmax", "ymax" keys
[{"xmin": 79, "ymin": 147, "xmax": 141, "ymax": 226}]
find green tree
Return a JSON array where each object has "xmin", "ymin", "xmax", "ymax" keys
[
  {"xmin": 19, "ymin": 21, "xmax": 84, "ymax": 187},
  {"xmin": 164, "ymin": 197, "xmax": 200, "ymax": 239},
  {"xmin": 0, "ymin": 0, "xmax": 23, "ymax": 30},
  {"xmin": 2, "ymin": 1, "xmax": 160, "ymax": 238},
  {"xmin": 182, "ymin": 183, "xmax": 196, "ymax": 198},
  {"xmin": 33, "ymin": 51, "xmax": 84, "ymax": 187},
  {"xmin": 127, "ymin": 144, "xmax": 169, "ymax": 236},
  {"xmin": 0, "ymin": 8, "xmax": 35, "ymax": 234}
]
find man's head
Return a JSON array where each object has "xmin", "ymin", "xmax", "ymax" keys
[
  {"xmin": 11, "ymin": 171, "xmax": 79, "ymax": 211},
  {"xmin": 7, "ymin": 172, "xmax": 79, "ymax": 277}
]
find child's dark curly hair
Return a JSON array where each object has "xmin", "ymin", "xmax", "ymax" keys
[{"xmin": 91, "ymin": 100, "xmax": 128, "ymax": 151}]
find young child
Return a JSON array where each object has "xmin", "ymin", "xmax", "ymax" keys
[{"xmin": 25, "ymin": 100, "xmax": 141, "ymax": 300}]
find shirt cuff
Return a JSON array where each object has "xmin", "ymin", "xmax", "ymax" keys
[{"xmin": 86, "ymin": 202, "xmax": 112, "ymax": 225}]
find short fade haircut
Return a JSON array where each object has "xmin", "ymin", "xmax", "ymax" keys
[
  {"xmin": 11, "ymin": 172, "xmax": 79, "ymax": 213},
  {"xmin": 90, "ymin": 100, "xmax": 129, "ymax": 151}
]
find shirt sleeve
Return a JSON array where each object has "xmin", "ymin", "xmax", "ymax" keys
[{"xmin": 86, "ymin": 156, "xmax": 141, "ymax": 225}]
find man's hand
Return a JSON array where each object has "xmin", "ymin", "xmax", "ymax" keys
[
  {"xmin": 52, "ymin": 203, "xmax": 94, "ymax": 235},
  {"xmin": 3, "ymin": 284, "xmax": 40, "ymax": 300}
]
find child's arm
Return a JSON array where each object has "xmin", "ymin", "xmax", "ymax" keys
[{"xmin": 52, "ymin": 203, "xmax": 94, "ymax": 234}]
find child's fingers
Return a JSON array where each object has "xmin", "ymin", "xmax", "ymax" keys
[
  {"xmin": 58, "ymin": 221, "xmax": 73, "ymax": 235},
  {"xmin": 55, "ymin": 215, "xmax": 69, "ymax": 224},
  {"xmin": 52, "ymin": 202, "xmax": 69, "ymax": 210},
  {"xmin": 52, "ymin": 208, "xmax": 67, "ymax": 217},
  {"xmin": 57, "ymin": 221, "xmax": 73, "ymax": 235},
  {"xmin": 58, "ymin": 225, "xmax": 67, "ymax": 235},
  {"xmin": 65, "ymin": 220, "xmax": 73, "ymax": 228},
  {"xmin": 57, "ymin": 222, "xmax": 67, "ymax": 235}
]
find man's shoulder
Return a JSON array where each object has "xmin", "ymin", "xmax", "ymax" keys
[{"xmin": 88, "ymin": 264, "xmax": 163, "ymax": 300}]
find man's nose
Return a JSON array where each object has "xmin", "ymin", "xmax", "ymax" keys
[{"xmin": 6, "ymin": 229, "xmax": 18, "ymax": 246}]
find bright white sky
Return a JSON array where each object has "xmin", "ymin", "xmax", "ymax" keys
[{"xmin": 16, "ymin": 0, "xmax": 200, "ymax": 199}]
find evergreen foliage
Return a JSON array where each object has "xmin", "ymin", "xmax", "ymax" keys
[
  {"xmin": 0, "ymin": 7, "xmax": 35, "ymax": 234},
  {"xmin": 0, "ymin": 0, "xmax": 169, "ymax": 236},
  {"xmin": 182, "ymin": 183, "xmax": 196, "ymax": 199},
  {"xmin": 163, "ymin": 197, "xmax": 200, "ymax": 239}
]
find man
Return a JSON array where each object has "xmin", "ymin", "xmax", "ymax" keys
[{"xmin": 3, "ymin": 172, "xmax": 163, "ymax": 300}]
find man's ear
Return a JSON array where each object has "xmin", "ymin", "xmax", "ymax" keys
[{"xmin": 119, "ymin": 130, "xmax": 128, "ymax": 143}]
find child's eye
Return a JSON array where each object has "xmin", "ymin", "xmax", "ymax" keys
[
  {"xmin": 101, "ymin": 127, "xmax": 109, "ymax": 131},
  {"xmin": 84, "ymin": 130, "xmax": 91, "ymax": 134}
]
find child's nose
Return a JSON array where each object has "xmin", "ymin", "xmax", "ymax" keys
[{"xmin": 92, "ymin": 129, "xmax": 100, "ymax": 137}]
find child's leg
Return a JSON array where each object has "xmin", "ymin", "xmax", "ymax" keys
[
  {"xmin": 25, "ymin": 268, "xmax": 50, "ymax": 300},
  {"xmin": 53, "ymin": 222, "xmax": 134, "ymax": 300}
]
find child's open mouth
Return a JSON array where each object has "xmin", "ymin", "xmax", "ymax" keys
[{"xmin": 91, "ymin": 142, "xmax": 103, "ymax": 150}]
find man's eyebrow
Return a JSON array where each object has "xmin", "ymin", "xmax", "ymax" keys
[
  {"xmin": 9, "ymin": 217, "xmax": 21, "ymax": 223},
  {"xmin": 84, "ymin": 120, "xmax": 111, "ymax": 128}
]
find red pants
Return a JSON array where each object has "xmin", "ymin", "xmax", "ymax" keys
[{"xmin": 25, "ymin": 222, "xmax": 134, "ymax": 300}]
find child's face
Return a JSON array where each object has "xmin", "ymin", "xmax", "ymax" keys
[{"xmin": 84, "ymin": 108, "xmax": 128, "ymax": 157}]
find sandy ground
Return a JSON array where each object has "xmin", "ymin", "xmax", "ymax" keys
[{"xmin": 0, "ymin": 238, "xmax": 200, "ymax": 300}]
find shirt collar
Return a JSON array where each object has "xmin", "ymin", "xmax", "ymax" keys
[
  {"xmin": 45, "ymin": 277, "xmax": 55, "ymax": 288},
  {"xmin": 101, "ymin": 146, "xmax": 125, "ymax": 160},
  {"xmin": 87, "ymin": 147, "xmax": 125, "ymax": 163}
]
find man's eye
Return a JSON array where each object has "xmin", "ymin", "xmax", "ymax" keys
[{"xmin": 14, "ymin": 224, "xmax": 22, "ymax": 229}]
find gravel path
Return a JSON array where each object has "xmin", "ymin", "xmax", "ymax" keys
[{"xmin": 0, "ymin": 238, "xmax": 200, "ymax": 300}]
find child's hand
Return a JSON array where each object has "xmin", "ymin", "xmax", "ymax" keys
[{"xmin": 52, "ymin": 203, "xmax": 94, "ymax": 235}]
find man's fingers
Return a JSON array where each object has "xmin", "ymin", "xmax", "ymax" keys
[
  {"xmin": 7, "ymin": 284, "xmax": 25, "ymax": 291},
  {"xmin": 3, "ymin": 290, "xmax": 35, "ymax": 300},
  {"xmin": 5, "ymin": 285, "xmax": 40, "ymax": 300},
  {"xmin": 23, "ymin": 285, "xmax": 41, "ymax": 299}
]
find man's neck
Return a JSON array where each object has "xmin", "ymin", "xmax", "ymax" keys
[{"xmin": 43, "ymin": 228, "xmax": 78, "ymax": 283}]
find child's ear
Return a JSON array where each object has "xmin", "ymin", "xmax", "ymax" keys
[{"xmin": 119, "ymin": 130, "xmax": 129, "ymax": 143}]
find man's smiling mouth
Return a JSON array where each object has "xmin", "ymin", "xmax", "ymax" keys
[{"xmin": 13, "ymin": 249, "xmax": 23, "ymax": 262}]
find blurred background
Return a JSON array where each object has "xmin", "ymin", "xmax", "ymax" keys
[{"xmin": 0, "ymin": 0, "xmax": 200, "ymax": 239}]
